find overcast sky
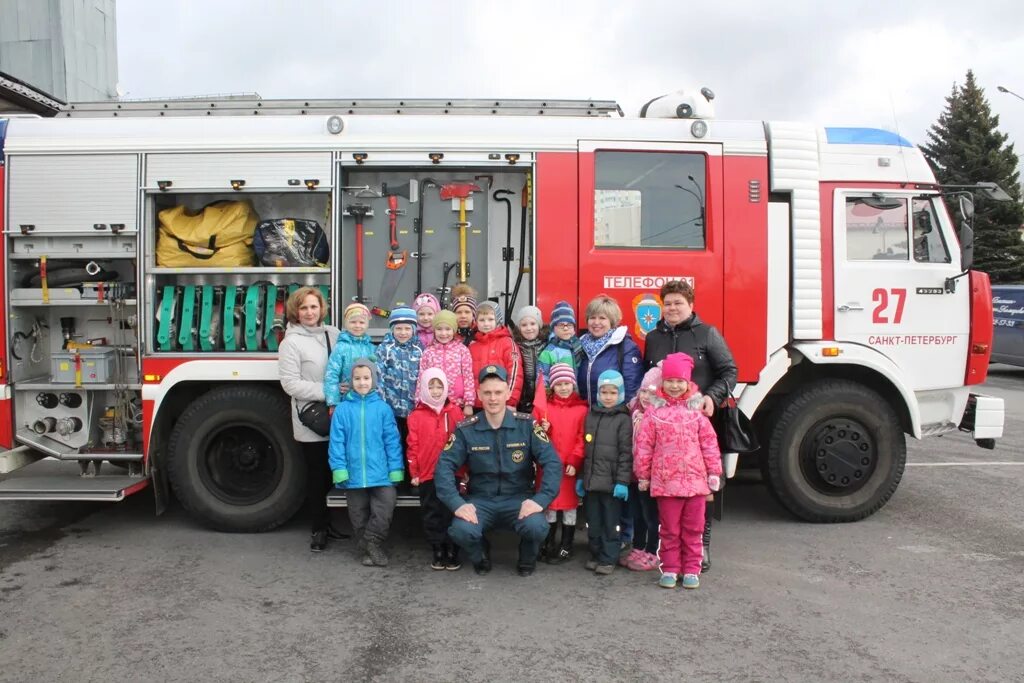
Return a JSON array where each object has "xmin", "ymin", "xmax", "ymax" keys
[{"xmin": 117, "ymin": 1, "xmax": 1024, "ymax": 164}]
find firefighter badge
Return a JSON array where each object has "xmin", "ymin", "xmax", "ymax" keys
[{"xmin": 511, "ymin": 450, "xmax": 525, "ymax": 463}]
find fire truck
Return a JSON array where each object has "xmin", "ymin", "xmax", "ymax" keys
[{"xmin": 0, "ymin": 91, "xmax": 1006, "ymax": 531}]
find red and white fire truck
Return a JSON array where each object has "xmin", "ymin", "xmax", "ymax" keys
[{"xmin": 0, "ymin": 91, "xmax": 1005, "ymax": 531}]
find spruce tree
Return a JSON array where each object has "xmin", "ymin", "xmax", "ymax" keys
[{"xmin": 921, "ymin": 70, "xmax": 1024, "ymax": 283}]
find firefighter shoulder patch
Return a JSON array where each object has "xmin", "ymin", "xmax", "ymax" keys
[
  {"xmin": 533, "ymin": 422, "xmax": 550, "ymax": 443},
  {"xmin": 443, "ymin": 433, "xmax": 457, "ymax": 451}
]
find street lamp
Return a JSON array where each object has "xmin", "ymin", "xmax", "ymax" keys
[{"xmin": 997, "ymin": 85, "xmax": 1024, "ymax": 103}]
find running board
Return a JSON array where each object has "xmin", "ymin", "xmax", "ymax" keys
[
  {"xmin": 0, "ymin": 458, "xmax": 149, "ymax": 502},
  {"xmin": 327, "ymin": 491, "xmax": 419, "ymax": 508}
]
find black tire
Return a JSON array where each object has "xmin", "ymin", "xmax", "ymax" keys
[
  {"xmin": 764, "ymin": 379, "xmax": 906, "ymax": 523},
  {"xmin": 167, "ymin": 385, "xmax": 306, "ymax": 532}
]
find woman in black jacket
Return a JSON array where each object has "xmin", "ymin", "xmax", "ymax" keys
[{"xmin": 642, "ymin": 279, "xmax": 737, "ymax": 571}]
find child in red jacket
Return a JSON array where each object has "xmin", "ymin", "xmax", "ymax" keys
[
  {"xmin": 407, "ymin": 367, "xmax": 466, "ymax": 571},
  {"xmin": 535, "ymin": 363, "xmax": 588, "ymax": 564},
  {"xmin": 469, "ymin": 301, "xmax": 523, "ymax": 408}
]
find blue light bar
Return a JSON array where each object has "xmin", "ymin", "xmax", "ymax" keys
[{"xmin": 825, "ymin": 127, "xmax": 913, "ymax": 148}]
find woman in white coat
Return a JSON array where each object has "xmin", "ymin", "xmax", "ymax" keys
[{"xmin": 278, "ymin": 286, "xmax": 347, "ymax": 551}]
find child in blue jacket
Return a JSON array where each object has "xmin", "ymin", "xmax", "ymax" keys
[
  {"xmin": 324, "ymin": 303, "xmax": 377, "ymax": 407},
  {"xmin": 329, "ymin": 359, "xmax": 404, "ymax": 567},
  {"xmin": 375, "ymin": 307, "xmax": 423, "ymax": 443}
]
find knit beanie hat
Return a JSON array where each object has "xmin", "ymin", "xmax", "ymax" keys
[
  {"xmin": 550, "ymin": 300, "xmax": 576, "ymax": 327},
  {"xmin": 596, "ymin": 369, "xmax": 625, "ymax": 406},
  {"xmin": 477, "ymin": 300, "xmax": 500, "ymax": 319},
  {"xmin": 388, "ymin": 307, "xmax": 417, "ymax": 328},
  {"xmin": 413, "ymin": 292, "xmax": 440, "ymax": 314},
  {"xmin": 349, "ymin": 358, "xmax": 378, "ymax": 391},
  {"xmin": 547, "ymin": 363, "xmax": 577, "ymax": 389},
  {"xmin": 513, "ymin": 305, "xmax": 543, "ymax": 327},
  {"xmin": 662, "ymin": 352, "xmax": 695, "ymax": 381},
  {"xmin": 344, "ymin": 302, "xmax": 370, "ymax": 322},
  {"xmin": 433, "ymin": 310, "xmax": 457, "ymax": 330},
  {"xmin": 450, "ymin": 294, "xmax": 478, "ymax": 315},
  {"xmin": 640, "ymin": 365, "xmax": 663, "ymax": 393}
]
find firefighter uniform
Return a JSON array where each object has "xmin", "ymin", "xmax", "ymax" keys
[{"xmin": 435, "ymin": 366, "xmax": 562, "ymax": 572}]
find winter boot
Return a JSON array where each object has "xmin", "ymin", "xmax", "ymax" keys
[
  {"xmin": 365, "ymin": 539, "xmax": 389, "ymax": 567},
  {"xmin": 701, "ymin": 504, "xmax": 713, "ymax": 573},
  {"xmin": 548, "ymin": 524, "xmax": 576, "ymax": 565},
  {"xmin": 431, "ymin": 545, "xmax": 446, "ymax": 571},
  {"xmin": 445, "ymin": 544, "xmax": 462, "ymax": 571},
  {"xmin": 310, "ymin": 528, "xmax": 327, "ymax": 553},
  {"xmin": 540, "ymin": 522, "xmax": 558, "ymax": 563}
]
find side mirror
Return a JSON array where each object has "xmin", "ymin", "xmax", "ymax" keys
[
  {"xmin": 958, "ymin": 194, "xmax": 974, "ymax": 221},
  {"xmin": 959, "ymin": 221, "xmax": 974, "ymax": 271}
]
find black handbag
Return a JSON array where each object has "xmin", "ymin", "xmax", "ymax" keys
[
  {"xmin": 715, "ymin": 396, "xmax": 760, "ymax": 454},
  {"xmin": 297, "ymin": 332, "xmax": 332, "ymax": 437}
]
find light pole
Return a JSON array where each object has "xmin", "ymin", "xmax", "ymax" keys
[{"xmin": 997, "ymin": 85, "xmax": 1024, "ymax": 103}]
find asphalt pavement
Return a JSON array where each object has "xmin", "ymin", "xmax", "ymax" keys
[{"xmin": 1, "ymin": 367, "xmax": 1022, "ymax": 682}]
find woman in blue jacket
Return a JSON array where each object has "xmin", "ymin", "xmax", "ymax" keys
[
  {"xmin": 577, "ymin": 295, "xmax": 643, "ymax": 405},
  {"xmin": 329, "ymin": 359, "xmax": 404, "ymax": 567}
]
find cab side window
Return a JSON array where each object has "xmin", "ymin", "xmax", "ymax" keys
[
  {"xmin": 594, "ymin": 151, "xmax": 707, "ymax": 249},
  {"xmin": 845, "ymin": 196, "xmax": 909, "ymax": 261}
]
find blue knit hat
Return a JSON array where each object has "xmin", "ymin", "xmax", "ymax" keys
[
  {"xmin": 550, "ymin": 300, "xmax": 576, "ymax": 328},
  {"xmin": 388, "ymin": 307, "xmax": 417, "ymax": 328},
  {"xmin": 596, "ymin": 369, "xmax": 625, "ymax": 406}
]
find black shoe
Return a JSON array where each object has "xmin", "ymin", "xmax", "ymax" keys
[
  {"xmin": 539, "ymin": 522, "xmax": 557, "ymax": 562},
  {"xmin": 327, "ymin": 525, "xmax": 351, "ymax": 540},
  {"xmin": 517, "ymin": 564, "xmax": 536, "ymax": 577},
  {"xmin": 445, "ymin": 545, "xmax": 462, "ymax": 571},
  {"xmin": 547, "ymin": 524, "xmax": 575, "ymax": 564},
  {"xmin": 310, "ymin": 529, "xmax": 327, "ymax": 552},
  {"xmin": 431, "ymin": 545, "xmax": 446, "ymax": 571},
  {"xmin": 701, "ymin": 516, "xmax": 712, "ymax": 572},
  {"xmin": 473, "ymin": 559, "xmax": 491, "ymax": 575},
  {"xmin": 546, "ymin": 548, "xmax": 573, "ymax": 565}
]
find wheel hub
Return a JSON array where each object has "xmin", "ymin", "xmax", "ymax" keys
[
  {"xmin": 198, "ymin": 424, "xmax": 282, "ymax": 505},
  {"xmin": 805, "ymin": 418, "xmax": 876, "ymax": 492}
]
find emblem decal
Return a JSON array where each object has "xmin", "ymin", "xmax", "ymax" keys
[
  {"xmin": 632, "ymin": 293, "xmax": 662, "ymax": 340},
  {"xmin": 443, "ymin": 433, "xmax": 456, "ymax": 451},
  {"xmin": 533, "ymin": 423, "xmax": 550, "ymax": 443},
  {"xmin": 511, "ymin": 450, "xmax": 525, "ymax": 463}
]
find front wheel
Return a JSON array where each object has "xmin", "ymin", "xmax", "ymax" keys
[
  {"xmin": 764, "ymin": 379, "xmax": 906, "ymax": 522},
  {"xmin": 167, "ymin": 385, "xmax": 306, "ymax": 532}
]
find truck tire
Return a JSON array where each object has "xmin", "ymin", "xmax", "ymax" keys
[
  {"xmin": 167, "ymin": 385, "xmax": 306, "ymax": 532},
  {"xmin": 764, "ymin": 379, "xmax": 906, "ymax": 523}
]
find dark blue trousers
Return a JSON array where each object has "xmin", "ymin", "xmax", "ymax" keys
[{"xmin": 448, "ymin": 495, "xmax": 550, "ymax": 567}]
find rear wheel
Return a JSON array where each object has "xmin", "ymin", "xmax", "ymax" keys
[
  {"xmin": 167, "ymin": 385, "xmax": 306, "ymax": 532},
  {"xmin": 764, "ymin": 379, "xmax": 906, "ymax": 522}
]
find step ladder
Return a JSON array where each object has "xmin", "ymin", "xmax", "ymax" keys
[{"xmin": 327, "ymin": 490, "xmax": 419, "ymax": 508}]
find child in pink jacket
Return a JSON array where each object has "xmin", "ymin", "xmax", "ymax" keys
[
  {"xmin": 634, "ymin": 352, "xmax": 722, "ymax": 590},
  {"xmin": 417, "ymin": 310, "xmax": 475, "ymax": 416}
]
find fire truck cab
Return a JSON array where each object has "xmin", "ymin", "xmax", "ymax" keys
[{"xmin": 0, "ymin": 93, "xmax": 1006, "ymax": 530}]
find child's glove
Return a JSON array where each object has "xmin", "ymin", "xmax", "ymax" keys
[
  {"xmin": 575, "ymin": 480, "xmax": 585, "ymax": 498},
  {"xmin": 332, "ymin": 470, "xmax": 349, "ymax": 487},
  {"xmin": 612, "ymin": 484, "xmax": 629, "ymax": 502},
  {"xmin": 388, "ymin": 470, "xmax": 404, "ymax": 484},
  {"xmin": 707, "ymin": 475, "xmax": 721, "ymax": 492}
]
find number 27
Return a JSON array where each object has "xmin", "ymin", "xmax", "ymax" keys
[{"xmin": 872, "ymin": 288, "xmax": 906, "ymax": 324}]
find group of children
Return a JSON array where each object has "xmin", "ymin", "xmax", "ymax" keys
[{"xmin": 321, "ymin": 283, "xmax": 722, "ymax": 590}]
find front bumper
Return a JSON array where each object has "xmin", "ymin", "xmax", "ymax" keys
[{"xmin": 958, "ymin": 393, "xmax": 1005, "ymax": 447}]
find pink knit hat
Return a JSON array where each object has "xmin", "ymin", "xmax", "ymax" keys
[
  {"xmin": 547, "ymin": 363, "xmax": 577, "ymax": 389},
  {"xmin": 413, "ymin": 292, "xmax": 440, "ymax": 314},
  {"xmin": 662, "ymin": 352, "xmax": 695, "ymax": 381},
  {"xmin": 640, "ymin": 366, "xmax": 662, "ymax": 393}
]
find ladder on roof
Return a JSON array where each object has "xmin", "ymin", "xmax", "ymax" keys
[{"xmin": 60, "ymin": 98, "xmax": 624, "ymax": 118}]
